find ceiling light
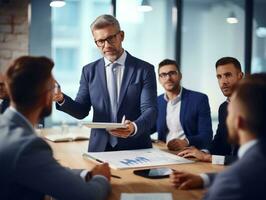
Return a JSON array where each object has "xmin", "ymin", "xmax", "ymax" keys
[
  {"xmin": 226, "ymin": 12, "xmax": 238, "ymax": 24},
  {"xmin": 50, "ymin": 0, "xmax": 66, "ymax": 8},
  {"xmin": 138, "ymin": 0, "xmax": 152, "ymax": 12},
  {"xmin": 256, "ymin": 27, "xmax": 266, "ymax": 38}
]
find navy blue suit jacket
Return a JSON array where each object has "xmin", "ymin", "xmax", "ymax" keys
[
  {"xmin": 208, "ymin": 101, "xmax": 238, "ymax": 164},
  {"xmin": 57, "ymin": 52, "xmax": 157, "ymax": 152},
  {"xmin": 156, "ymin": 88, "xmax": 212, "ymax": 149},
  {"xmin": 204, "ymin": 141, "xmax": 266, "ymax": 200},
  {"xmin": 0, "ymin": 109, "xmax": 110, "ymax": 200}
]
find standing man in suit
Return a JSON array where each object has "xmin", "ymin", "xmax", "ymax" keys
[
  {"xmin": 0, "ymin": 56, "xmax": 111, "ymax": 200},
  {"xmin": 54, "ymin": 14, "xmax": 157, "ymax": 152},
  {"xmin": 178, "ymin": 57, "xmax": 243, "ymax": 165},
  {"xmin": 170, "ymin": 74, "xmax": 266, "ymax": 199},
  {"xmin": 0, "ymin": 72, "xmax": 10, "ymax": 114},
  {"xmin": 155, "ymin": 59, "xmax": 212, "ymax": 150}
]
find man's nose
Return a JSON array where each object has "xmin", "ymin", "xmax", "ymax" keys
[{"xmin": 221, "ymin": 76, "xmax": 229, "ymax": 84}]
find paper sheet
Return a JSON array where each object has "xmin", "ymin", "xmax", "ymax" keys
[
  {"xmin": 83, "ymin": 148, "xmax": 194, "ymax": 169},
  {"xmin": 120, "ymin": 193, "xmax": 173, "ymax": 200}
]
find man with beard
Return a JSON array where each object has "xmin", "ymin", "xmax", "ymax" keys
[
  {"xmin": 0, "ymin": 56, "xmax": 111, "ymax": 200},
  {"xmin": 154, "ymin": 59, "xmax": 212, "ymax": 150},
  {"xmin": 178, "ymin": 57, "xmax": 243, "ymax": 165},
  {"xmin": 54, "ymin": 14, "xmax": 157, "ymax": 152},
  {"xmin": 169, "ymin": 74, "xmax": 266, "ymax": 200},
  {"xmin": 0, "ymin": 72, "xmax": 10, "ymax": 114}
]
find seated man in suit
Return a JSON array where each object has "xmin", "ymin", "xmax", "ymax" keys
[
  {"xmin": 0, "ymin": 56, "xmax": 111, "ymax": 200},
  {"xmin": 178, "ymin": 57, "xmax": 243, "ymax": 165},
  {"xmin": 155, "ymin": 59, "xmax": 212, "ymax": 150},
  {"xmin": 170, "ymin": 74, "xmax": 266, "ymax": 200},
  {"xmin": 53, "ymin": 14, "xmax": 157, "ymax": 152},
  {"xmin": 0, "ymin": 72, "xmax": 10, "ymax": 114}
]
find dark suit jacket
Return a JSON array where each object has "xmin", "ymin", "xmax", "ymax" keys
[
  {"xmin": 156, "ymin": 88, "xmax": 212, "ymax": 149},
  {"xmin": 56, "ymin": 52, "xmax": 157, "ymax": 152},
  {"xmin": 0, "ymin": 109, "xmax": 110, "ymax": 200},
  {"xmin": 208, "ymin": 101, "xmax": 238, "ymax": 164},
  {"xmin": 204, "ymin": 142, "xmax": 266, "ymax": 200},
  {"xmin": 0, "ymin": 98, "xmax": 9, "ymax": 114}
]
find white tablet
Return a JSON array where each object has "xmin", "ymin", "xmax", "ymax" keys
[{"xmin": 83, "ymin": 122, "xmax": 126, "ymax": 129}]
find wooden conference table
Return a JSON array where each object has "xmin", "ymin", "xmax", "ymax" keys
[{"xmin": 44, "ymin": 128, "xmax": 225, "ymax": 200}]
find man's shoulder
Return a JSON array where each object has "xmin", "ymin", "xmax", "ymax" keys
[
  {"xmin": 182, "ymin": 88, "xmax": 208, "ymax": 100},
  {"xmin": 0, "ymin": 121, "xmax": 49, "ymax": 166},
  {"xmin": 157, "ymin": 94, "xmax": 166, "ymax": 103},
  {"xmin": 82, "ymin": 58, "xmax": 103, "ymax": 71},
  {"xmin": 219, "ymin": 144, "xmax": 266, "ymax": 179},
  {"xmin": 219, "ymin": 101, "xmax": 228, "ymax": 109},
  {"xmin": 126, "ymin": 52, "xmax": 154, "ymax": 69},
  {"xmin": 0, "ymin": 122, "xmax": 47, "ymax": 150}
]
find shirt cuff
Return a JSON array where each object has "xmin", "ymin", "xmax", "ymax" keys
[
  {"xmin": 185, "ymin": 138, "xmax": 190, "ymax": 145},
  {"xmin": 212, "ymin": 155, "xmax": 225, "ymax": 165},
  {"xmin": 200, "ymin": 173, "xmax": 211, "ymax": 188},
  {"xmin": 92, "ymin": 175, "xmax": 109, "ymax": 182},
  {"xmin": 201, "ymin": 149, "xmax": 210, "ymax": 154},
  {"xmin": 57, "ymin": 99, "xmax": 65, "ymax": 106},
  {"xmin": 80, "ymin": 169, "xmax": 89, "ymax": 181},
  {"xmin": 80, "ymin": 170, "xmax": 108, "ymax": 182},
  {"xmin": 130, "ymin": 122, "xmax": 138, "ymax": 137}
]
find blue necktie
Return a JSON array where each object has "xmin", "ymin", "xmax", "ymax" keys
[{"xmin": 109, "ymin": 63, "xmax": 119, "ymax": 147}]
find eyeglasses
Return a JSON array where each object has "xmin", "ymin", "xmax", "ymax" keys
[
  {"xmin": 159, "ymin": 71, "xmax": 178, "ymax": 79},
  {"xmin": 94, "ymin": 31, "xmax": 121, "ymax": 47}
]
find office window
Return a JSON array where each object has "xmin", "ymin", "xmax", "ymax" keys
[
  {"xmin": 116, "ymin": 0, "xmax": 176, "ymax": 95},
  {"xmin": 251, "ymin": 0, "xmax": 266, "ymax": 73},
  {"xmin": 51, "ymin": 0, "xmax": 112, "ymax": 124},
  {"xmin": 180, "ymin": 0, "xmax": 245, "ymax": 128}
]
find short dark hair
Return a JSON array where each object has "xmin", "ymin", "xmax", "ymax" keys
[
  {"xmin": 234, "ymin": 73, "xmax": 266, "ymax": 137},
  {"xmin": 215, "ymin": 57, "xmax": 242, "ymax": 71},
  {"xmin": 6, "ymin": 56, "xmax": 54, "ymax": 109},
  {"xmin": 158, "ymin": 59, "xmax": 180, "ymax": 73}
]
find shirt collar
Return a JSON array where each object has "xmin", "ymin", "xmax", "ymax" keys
[
  {"xmin": 238, "ymin": 139, "xmax": 258, "ymax": 159},
  {"xmin": 104, "ymin": 50, "xmax": 127, "ymax": 67},
  {"xmin": 164, "ymin": 87, "xmax": 183, "ymax": 105}
]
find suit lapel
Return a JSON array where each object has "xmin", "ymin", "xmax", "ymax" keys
[
  {"xmin": 97, "ymin": 59, "xmax": 111, "ymax": 110},
  {"xmin": 118, "ymin": 53, "xmax": 135, "ymax": 109}
]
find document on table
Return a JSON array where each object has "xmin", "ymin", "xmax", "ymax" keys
[
  {"xmin": 83, "ymin": 148, "xmax": 194, "ymax": 170},
  {"xmin": 120, "ymin": 193, "xmax": 173, "ymax": 200},
  {"xmin": 40, "ymin": 126, "xmax": 90, "ymax": 142}
]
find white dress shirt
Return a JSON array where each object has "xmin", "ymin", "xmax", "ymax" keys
[
  {"xmin": 104, "ymin": 50, "xmax": 126, "ymax": 99},
  {"xmin": 164, "ymin": 88, "xmax": 188, "ymax": 143}
]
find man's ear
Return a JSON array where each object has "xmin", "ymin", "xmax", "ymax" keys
[
  {"xmin": 236, "ymin": 115, "xmax": 245, "ymax": 131},
  {"xmin": 238, "ymin": 72, "xmax": 244, "ymax": 80},
  {"xmin": 179, "ymin": 72, "xmax": 182, "ymax": 81},
  {"xmin": 120, "ymin": 31, "xmax": 125, "ymax": 42}
]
